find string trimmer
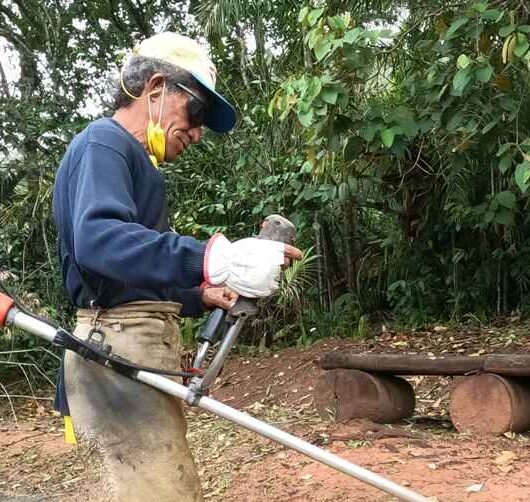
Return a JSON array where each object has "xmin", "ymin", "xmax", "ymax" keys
[{"xmin": 0, "ymin": 215, "xmax": 432, "ymax": 502}]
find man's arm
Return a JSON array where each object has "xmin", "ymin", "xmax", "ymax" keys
[
  {"xmin": 168, "ymin": 286, "xmax": 204, "ymax": 317},
  {"xmin": 72, "ymin": 141, "xmax": 205, "ymax": 289}
]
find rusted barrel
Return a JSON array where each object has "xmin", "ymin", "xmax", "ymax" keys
[
  {"xmin": 314, "ymin": 369, "xmax": 415, "ymax": 423},
  {"xmin": 450, "ymin": 374, "xmax": 530, "ymax": 434}
]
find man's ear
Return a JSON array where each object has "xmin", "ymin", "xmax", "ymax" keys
[{"xmin": 144, "ymin": 73, "xmax": 165, "ymax": 98}]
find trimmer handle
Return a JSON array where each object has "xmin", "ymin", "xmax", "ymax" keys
[
  {"xmin": 192, "ymin": 215, "xmax": 296, "ymax": 376},
  {"xmin": 228, "ymin": 214, "xmax": 296, "ymax": 318},
  {"xmin": 197, "ymin": 215, "xmax": 296, "ymax": 343}
]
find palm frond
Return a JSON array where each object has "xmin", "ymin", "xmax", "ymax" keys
[
  {"xmin": 194, "ymin": 0, "xmax": 247, "ymax": 37},
  {"xmin": 278, "ymin": 247, "xmax": 318, "ymax": 307}
]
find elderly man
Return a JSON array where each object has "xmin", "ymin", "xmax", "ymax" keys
[{"xmin": 52, "ymin": 32, "xmax": 301, "ymax": 502}]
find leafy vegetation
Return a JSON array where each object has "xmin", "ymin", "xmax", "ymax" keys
[{"xmin": 2, "ymin": 0, "xmax": 530, "ymax": 380}]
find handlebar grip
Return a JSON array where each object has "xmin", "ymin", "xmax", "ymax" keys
[{"xmin": 197, "ymin": 306, "xmax": 227, "ymax": 344}]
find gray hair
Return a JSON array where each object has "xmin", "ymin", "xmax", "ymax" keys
[{"xmin": 110, "ymin": 55, "xmax": 201, "ymax": 110}]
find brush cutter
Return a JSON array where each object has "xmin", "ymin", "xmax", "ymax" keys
[{"xmin": 0, "ymin": 215, "xmax": 433, "ymax": 502}]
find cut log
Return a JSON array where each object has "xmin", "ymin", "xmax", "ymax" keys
[
  {"xmin": 449, "ymin": 374, "xmax": 530, "ymax": 434},
  {"xmin": 314, "ymin": 369, "xmax": 415, "ymax": 423},
  {"xmin": 320, "ymin": 352, "xmax": 530, "ymax": 377}
]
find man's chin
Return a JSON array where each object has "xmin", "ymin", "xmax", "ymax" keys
[
  {"xmin": 173, "ymin": 139, "xmax": 187, "ymax": 157},
  {"xmin": 165, "ymin": 146, "xmax": 186, "ymax": 161}
]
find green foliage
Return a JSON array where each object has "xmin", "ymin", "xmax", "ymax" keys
[
  {"xmin": 271, "ymin": 1, "xmax": 530, "ymax": 321},
  {"xmin": 3, "ymin": 0, "xmax": 530, "ymax": 381}
]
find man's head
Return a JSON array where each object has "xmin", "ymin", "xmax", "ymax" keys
[{"xmin": 112, "ymin": 33, "xmax": 236, "ymax": 162}]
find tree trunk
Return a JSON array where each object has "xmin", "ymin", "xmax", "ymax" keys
[
  {"xmin": 301, "ymin": 25, "xmax": 312, "ymax": 71},
  {"xmin": 342, "ymin": 199, "xmax": 357, "ymax": 292},
  {"xmin": 235, "ymin": 24, "xmax": 250, "ymax": 90},
  {"xmin": 314, "ymin": 213, "xmax": 327, "ymax": 309},
  {"xmin": 253, "ymin": 11, "xmax": 268, "ymax": 84}
]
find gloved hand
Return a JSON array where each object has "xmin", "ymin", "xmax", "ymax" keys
[{"xmin": 204, "ymin": 234, "xmax": 286, "ymax": 298}]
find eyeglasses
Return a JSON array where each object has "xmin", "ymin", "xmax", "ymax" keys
[{"xmin": 175, "ymin": 83, "xmax": 209, "ymax": 128}]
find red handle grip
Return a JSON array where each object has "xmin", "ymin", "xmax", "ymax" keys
[{"xmin": 0, "ymin": 292, "xmax": 14, "ymax": 327}]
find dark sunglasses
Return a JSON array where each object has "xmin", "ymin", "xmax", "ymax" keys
[{"xmin": 175, "ymin": 83, "xmax": 209, "ymax": 128}]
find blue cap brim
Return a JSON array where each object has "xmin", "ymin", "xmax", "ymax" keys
[{"xmin": 191, "ymin": 72, "xmax": 236, "ymax": 133}]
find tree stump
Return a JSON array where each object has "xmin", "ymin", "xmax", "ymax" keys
[
  {"xmin": 314, "ymin": 369, "xmax": 415, "ymax": 423},
  {"xmin": 450, "ymin": 374, "xmax": 530, "ymax": 434}
]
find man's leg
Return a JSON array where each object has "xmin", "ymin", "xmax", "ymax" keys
[{"xmin": 64, "ymin": 302, "xmax": 203, "ymax": 502}]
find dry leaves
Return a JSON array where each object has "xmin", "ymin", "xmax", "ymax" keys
[{"xmin": 494, "ymin": 450, "xmax": 518, "ymax": 473}]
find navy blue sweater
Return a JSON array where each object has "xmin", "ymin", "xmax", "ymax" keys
[{"xmin": 52, "ymin": 118, "xmax": 207, "ymax": 316}]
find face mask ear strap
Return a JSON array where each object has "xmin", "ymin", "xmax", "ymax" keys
[
  {"xmin": 120, "ymin": 66, "xmax": 143, "ymax": 101},
  {"xmin": 121, "ymin": 64, "xmax": 165, "ymax": 106},
  {"xmin": 157, "ymin": 80, "xmax": 166, "ymax": 124},
  {"xmin": 147, "ymin": 91, "xmax": 153, "ymax": 121},
  {"xmin": 147, "ymin": 80, "xmax": 165, "ymax": 124}
]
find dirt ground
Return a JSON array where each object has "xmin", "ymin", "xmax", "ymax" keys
[{"xmin": 2, "ymin": 320, "xmax": 530, "ymax": 501}]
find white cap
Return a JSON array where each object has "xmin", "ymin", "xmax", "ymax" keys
[{"xmin": 134, "ymin": 32, "xmax": 236, "ymax": 133}]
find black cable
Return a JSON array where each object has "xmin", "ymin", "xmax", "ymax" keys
[
  {"xmin": 0, "ymin": 278, "xmax": 202, "ymax": 379},
  {"xmin": 54, "ymin": 328, "xmax": 202, "ymax": 379}
]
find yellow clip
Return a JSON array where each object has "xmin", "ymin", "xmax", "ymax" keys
[{"xmin": 64, "ymin": 415, "xmax": 77, "ymax": 445}]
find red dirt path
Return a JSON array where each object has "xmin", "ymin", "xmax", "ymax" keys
[{"xmin": 2, "ymin": 322, "xmax": 530, "ymax": 501}]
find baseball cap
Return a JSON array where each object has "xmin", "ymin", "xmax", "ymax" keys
[{"xmin": 134, "ymin": 32, "xmax": 236, "ymax": 133}]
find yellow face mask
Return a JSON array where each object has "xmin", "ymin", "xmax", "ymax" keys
[
  {"xmin": 146, "ymin": 81, "xmax": 166, "ymax": 167},
  {"xmin": 119, "ymin": 68, "xmax": 166, "ymax": 167}
]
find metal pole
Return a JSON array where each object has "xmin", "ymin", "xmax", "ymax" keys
[
  {"xmin": 138, "ymin": 371, "xmax": 432, "ymax": 502},
  {"xmin": 7, "ymin": 309, "xmax": 57, "ymax": 343},
  {"xmin": 198, "ymin": 317, "xmax": 245, "ymax": 391}
]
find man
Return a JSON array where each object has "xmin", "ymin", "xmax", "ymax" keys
[{"xmin": 52, "ymin": 32, "xmax": 301, "ymax": 502}]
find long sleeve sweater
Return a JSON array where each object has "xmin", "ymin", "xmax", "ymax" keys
[{"xmin": 52, "ymin": 117, "xmax": 207, "ymax": 316}]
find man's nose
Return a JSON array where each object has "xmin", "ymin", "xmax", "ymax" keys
[{"xmin": 189, "ymin": 127, "xmax": 202, "ymax": 144}]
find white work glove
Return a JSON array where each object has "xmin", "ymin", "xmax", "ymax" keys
[{"xmin": 204, "ymin": 234, "xmax": 285, "ymax": 298}]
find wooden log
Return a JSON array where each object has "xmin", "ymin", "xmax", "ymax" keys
[
  {"xmin": 449, "ymin": 374, "xmax": 530, "ymax": 434},
  {"xmin": 314, "ymin": 369, "xmax": 415, "ymax": 423},
  {"xmin": 484, "ymin": 354, "xmax": 530, "ymax": 376},
  {"xmin": 320, "ymin": 352, "xmax": 484, "ymax": 375},
  {"xmin": 320, "ymin": 352, "xmax": 530, "ymax": 377}
]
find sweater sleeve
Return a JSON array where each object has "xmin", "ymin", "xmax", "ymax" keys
[
  {"xmin": 72, "ymin": 141, "xmax": 206, "ymax": 289},
  {"xmin": 168, "ymin": 286, "xmax": 206, "ymax": 317}
]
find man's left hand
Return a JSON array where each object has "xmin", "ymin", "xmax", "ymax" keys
[{"xmin": 202, "ymin": 286, "xmax": 238, "ymax": 310}]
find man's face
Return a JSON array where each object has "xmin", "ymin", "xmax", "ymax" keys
[{"xmin": 153, "ymin": 85, "xmax": 206, "ymax": 160}]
